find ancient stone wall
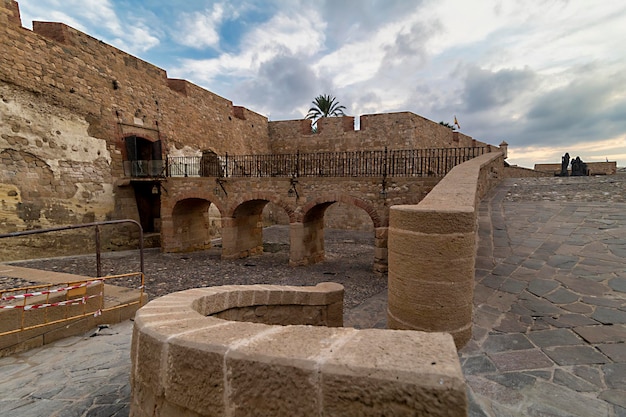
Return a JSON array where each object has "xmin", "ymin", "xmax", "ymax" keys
[
  {"xmin": 130, "ymin": 283, "xmax": 467, "ymax": 417},
  {"xmin": 0, "ymin": 0, "xmax": 269, "ymax": 254},
  {"xmin": 268, "ymin": 112, "xmax": 491, "ymax": 153},
  {"xmin": 159, "ymin": 176, "xmax": 437, "ymax": 273},
  {"xmin": 0, "ymin": 0, "xmax": 502, "ymax": 261}
]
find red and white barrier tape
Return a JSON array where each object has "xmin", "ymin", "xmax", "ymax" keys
[
  {"xmin": 0, "ymin": 280, "xmax": 102, "ymax": 302},
  {"xmin": 0, "ymin": 293, "xmax": 102, "ymax": 310}
]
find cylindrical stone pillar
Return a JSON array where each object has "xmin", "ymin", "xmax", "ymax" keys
[{"xmin": 387, "ymin": 207, "xmax": 476, "ymax": 348}]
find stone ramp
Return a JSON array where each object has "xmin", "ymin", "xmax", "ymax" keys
[{"xmin": 0, "ymin": 265, "xmax": 145, "ymax": 357}]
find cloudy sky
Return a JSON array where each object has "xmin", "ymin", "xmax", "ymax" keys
[{"xmin": 17, "ymin": 0, "xmax": 626, "ymax": 168}]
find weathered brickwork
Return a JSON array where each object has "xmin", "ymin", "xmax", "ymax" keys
[{"xmin": 159, "ymin": 176, "xmax": 438, "ymax": 272}]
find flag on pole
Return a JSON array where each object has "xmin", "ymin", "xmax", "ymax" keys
[{"xmin": 454, "ymin": 115, "xmax": 460, "ymax": 129}]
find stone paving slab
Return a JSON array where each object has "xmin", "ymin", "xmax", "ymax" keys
[
  {"xmin": 0, "ymin": 321, "xmax": 132, "ymax": 416},
  {"xmin": 461, "ymin": 176, "xmax": 626, "ymax": 417}
]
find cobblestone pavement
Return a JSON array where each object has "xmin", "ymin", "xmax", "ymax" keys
[
  {"xmin": 461, "ymin": 175, "xmax": 626, "ymax": 417},
  {"xmin": 0, "ymin": 322, "xmax": 132, "ymax": 417},
  {"xmin": 1, "ymin": 175, "xmax": 625, "ymax": 416}
]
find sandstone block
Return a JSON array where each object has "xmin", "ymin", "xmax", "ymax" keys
[
  {"xmin": 164, "ymin": 342, "xmax": 225, "ymax": 416},
  {"xmin": 387, "ymin": 301, "xmax": 473, "ymax": 333},
  {"xmin": 390, "ymin": 207, "xmax": 476, "ymax": 235},
  {"xmin": 388, "ymin": 272, "xmax": 474, "ymax": 308},
  {"xmin": 321, "ymin": 329, "xmax": 466, "ymax": 417}
]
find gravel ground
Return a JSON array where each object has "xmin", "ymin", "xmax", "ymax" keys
[{"xmin": 6, "ymin": 226, "xmax": 386, "ymax": 310}]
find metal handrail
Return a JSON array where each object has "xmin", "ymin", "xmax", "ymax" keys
[{"xmin": 0, "ymin": 219, "xmax": 144, "ymax": 277}]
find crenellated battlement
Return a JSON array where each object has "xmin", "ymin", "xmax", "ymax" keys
[
  {"xmin": 31, "ymin": 21, "xmax": 168, "ymax": 82},
  {"xmin": 0, "ymin": 0, "xmax": 20, "ymax": 26},
  {"xmin": 0, "ymin": 0, "xmax": 270, "ymax": 242},
  {"xmin": 0, "ymin": 0, "xmax": 269, "ymax": 151},
  {"xmin": 269, "ymin": 112, "xmax": 487, "ymax": 153}
]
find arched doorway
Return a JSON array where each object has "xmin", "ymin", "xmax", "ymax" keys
[{"xmin": 123, "ymin": 135, "xmax": 164, "ymax": 233}]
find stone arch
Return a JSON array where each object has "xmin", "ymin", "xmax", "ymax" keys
[
  {"xmin": 163, "ymin": 196, "xmax": 225, "ymax": 252},
  {"xmin": 301, "ymin": 194, "xmax": 383, "ymax": 228},
  {"xmin": 291, "ymin": 194, "xmax": 385, "ymax": 270},
  {"xmin": 226, "ymin": 192, "xmax": 296, "ymax": 223},
  {"xmin": 165, "ymin": 190, "xmax": 227, "ymax": 219},
  {"xmin": 221, "ymin": 195, "xmax": 295, "ymax": 260}
]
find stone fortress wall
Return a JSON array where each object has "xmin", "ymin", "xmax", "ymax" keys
[
  {"xmin": 0, "ymin": 0, "xmax": 499, "ymax": 260},
  {"xmin": 269, "ymin": 113, "xmax": 490, "ymax": 153},
  {"xmin": 1, "ymin": 3, "xmax": 507, "ymax": 413},
  {"xmin": 534, "ymin": 161, "xmax": 617, "ymax": 176},
  {"xmin": 0, "ymin": 0, "xmax": 268, "ymax": 257}
]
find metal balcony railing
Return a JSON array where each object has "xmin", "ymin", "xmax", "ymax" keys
[
  {"xmin": 123, "ymin": 147, "xmax": 489, "ymax": 179},
  {"xmin": 123, "ymin": 160, "xmax": 165, "ymax": 177}
]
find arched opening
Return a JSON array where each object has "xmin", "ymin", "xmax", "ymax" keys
[
  {"xmin": 261, "ymin": 202, "xmax": 291, "ymax": 255},
  {"xmin": 324, "ymin": 202, "xmax": 374, "ymax": 232},
  {"xmin": 294, "ymin": 199, "xmax": 378, "ymax": 270},
  {"xmin": 221, "ymin": 199, "xmax": 291, "ymax": 261}
]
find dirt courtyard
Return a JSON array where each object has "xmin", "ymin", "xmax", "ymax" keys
[{"xmin": 8, "ymin": 226, "xmax": 386, "ymax": 310}]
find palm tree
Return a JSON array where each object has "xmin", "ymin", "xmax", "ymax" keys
[
  {"xmin": 439, "ymin": 121, "xmax": 456, "ymax": 131},
  {"xmin": 306, "ymin": 94, "xmax": 346, "ymax": 124}
]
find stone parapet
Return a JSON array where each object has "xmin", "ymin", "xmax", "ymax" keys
[
  {"xmin": 388, "ymin": 152, "xmax": 504, "ymax": 348},
  {"xmin": 534, "ymin": 161, "xmax": 617, "ymax": 176},
  {"xmin": 504, "ymin": 165, "xmax": 552, "ymax": 178},
  {"xmin": 130, "ymin": 283, "xmax": 467, "ymax": 417}
]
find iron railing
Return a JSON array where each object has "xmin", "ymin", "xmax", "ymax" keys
[
  {"xmin": 125, "ymin": 147, "xmax": 488, "ymax": 179},
  {"xmin": 124, "ymin": 147, "xmax": 490, "ymax": 177}
]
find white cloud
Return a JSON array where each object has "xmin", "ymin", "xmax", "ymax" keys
[
  {"xmin": 172, "ymin": 9, "xmax": 325, "ymax": 86},
  {"xmin": 175, "ymin": 4, "xmax": 225, "ymax": 49}
]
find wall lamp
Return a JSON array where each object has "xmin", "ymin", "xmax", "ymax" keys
[
  {"xmin": 214, "ymin": 177, "xmax": 227, "ymax": 196},
  {"xmin": 288, "ymin": 176, "xmax": 299, "ymax": 199},
  {"xmin": 151, "ymin": 181, "xmax": 167, "ymax": 196}
]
